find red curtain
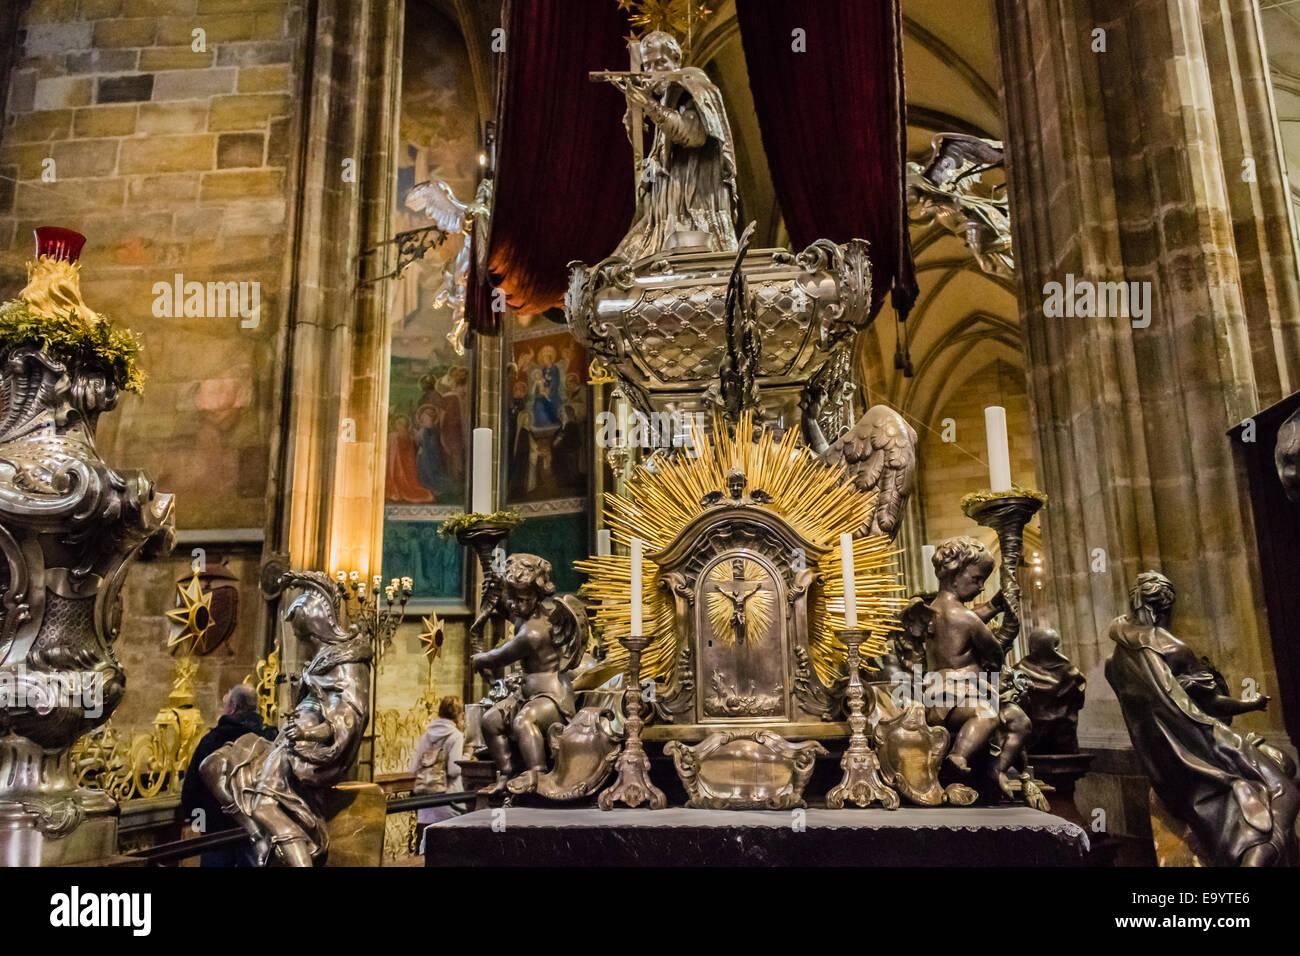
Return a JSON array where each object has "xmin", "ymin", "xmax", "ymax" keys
[
  {"xmin": 471, "ymin": 0, "xmax": 634, "ymax": 326},
  {"xmin": 736, "ymin": 0, "xmax": 917, "ymax": 319}
]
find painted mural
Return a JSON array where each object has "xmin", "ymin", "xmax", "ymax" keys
[
  {"xmin": 505, "ymin": 324, "xmax": 590, "ymax": 504},
  {"xmin": 382, "ymin": 8, "xmax": 478, "ymax": 604},
  {"xmin": 502, "ymin": 316, "xmax": 592, "ymax": 595}
]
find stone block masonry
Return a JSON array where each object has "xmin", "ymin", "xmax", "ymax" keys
[
  {"xmin": 0, "ymin": 0, "xmax": 309, "ymax": 753},
  {"xmin": 0, "ymin": 0, "xmax": 302, "ymax": 532}
]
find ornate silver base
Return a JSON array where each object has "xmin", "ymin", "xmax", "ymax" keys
[
  {"xmin": 827, "ymin": 629, "xmax": 899, "ymax": 810},
  {"xmin": 599, "ymin": 635, "xmax": 666, "ymax": 810},
  {"xmin": 0, "ymin": 735, "xmax": 118, "ymax": 866}
]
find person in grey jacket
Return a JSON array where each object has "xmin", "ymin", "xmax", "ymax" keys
[{"xmin": 411, "ymin": 696, "xmax": 466, "ymax": 832}]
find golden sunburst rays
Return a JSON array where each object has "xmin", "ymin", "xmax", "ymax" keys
[
  {"xmin": 705, "ymin": 558, "xmax": 774, "ymax": 647},
  {"xmin": 575, "ymin": 553, "xmax": 679, "ymax": 679},
  {"xmin": 578, "ymin": 411, "xmax": 906, "ymax": 685},
  {"xmin": 812, "ymin": 535, "xmax": 901, "ymax": 686}
]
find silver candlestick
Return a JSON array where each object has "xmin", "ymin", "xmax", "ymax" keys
[{"xmin": 827, "ymin": 628, "xmax": 899, "ymax": 810}]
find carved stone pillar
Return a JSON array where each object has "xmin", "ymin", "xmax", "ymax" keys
[
  {"xmin": 993, "ymin": 0, "xmax": 1300, "ymax": 747},
  {"xmin": 268, "ymin": 0, "xmax": 403, "ymax": 667}
]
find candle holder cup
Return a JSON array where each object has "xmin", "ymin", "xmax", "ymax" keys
[
  {"xmin": 961, "ymin": 491, "xmax": 1044, "ymax": 655},
  {"xmin": 455, "ymin": 520, "xmax": 514, "ymax": 656}
]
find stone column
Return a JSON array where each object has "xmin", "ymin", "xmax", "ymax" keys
[
  {"xmin": 993, "ymin": 0, "xmax": 1300, "ymax": 747},
  {"xmin": 267, "ymin": 0, "xmax": 401, "ymax": 664}
]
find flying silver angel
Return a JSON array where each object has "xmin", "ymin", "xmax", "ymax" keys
[
  {"xmin": 403, "ymin": 177, "xmax": 492, "ymax": 354},
  {"xmin": 906, "ymin": 133, "xmax": 1013, "ymax": 278},
  {"xmin": 800, "ymin": 378, "xmax": 918, "ymax": 541}
]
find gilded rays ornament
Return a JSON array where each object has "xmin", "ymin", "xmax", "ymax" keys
[
  {"xmin": 578, "ymin": 412, "xmax": 905, "ymax": 687},
  {"xmin": 618, "ymin": 0, "xmax": 713, "ymax": 51},
  {"xmin": 419, "ymin": 613, "xmax": 445, "ymax": 662},
  {"xmin": 166, "ymin": 570, "xmax": 214, "ymax": 653}
]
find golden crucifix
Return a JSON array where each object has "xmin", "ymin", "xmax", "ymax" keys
[{"xmin": 711, "ymin": 558, "xmax": 767, "ymax": 646}]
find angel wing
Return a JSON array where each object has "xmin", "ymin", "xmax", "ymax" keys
[
  {"xmin": 824, "ymin": 405, "xmax": 917, "ymax": 539},
  {"xmin": 404, "ymin": 179, "xmax": 470, "ymax": 234},
  {"xmin": 550, "ymin": 594, "xmax": 590, "ymax": 674}
]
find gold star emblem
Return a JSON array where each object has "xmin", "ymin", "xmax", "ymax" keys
[
  {"xmin": 419, "ymin": 613, "xmax": 445, "ymax": 662},
  {"xmin": 166, "ymin": 571, "xmax": 213, "ymax": 653}
]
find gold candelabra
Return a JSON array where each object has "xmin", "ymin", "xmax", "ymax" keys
[
  {"xmin": 334, "ymin": 570, "xmax": 414, "ymax": 782},
  {"xmin": 334, "ymin": 570, "xmax": 413, "ymax": 661}
]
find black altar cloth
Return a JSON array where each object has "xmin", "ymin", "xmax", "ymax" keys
[{"xmin": 423, "ymin": 807, "xmax": 1090, "ymax": 866}]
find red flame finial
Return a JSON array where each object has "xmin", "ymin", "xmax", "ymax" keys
[{"xmin": 33, "ymin": 226, "xmax": 87, "ymax": 264}]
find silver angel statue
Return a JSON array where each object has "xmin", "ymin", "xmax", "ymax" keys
[
  {"xmin": 906, "ymin": 133, "xmax": 1013, "ymax": 278},
  {"xmin": 200, "ymin": 571, "xmax": 372, "ymax": 867},
  {"xmin": 403, "ymin": 177, "xmax": 492, "ymax": 355},
  {"xmin": 597, "ymin": 30, "xmax": 737, "ymax": 260}
]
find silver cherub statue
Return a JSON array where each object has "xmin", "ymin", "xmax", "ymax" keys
[
  {"xmin": 471, "ymin": 554, "xmax": 588, "ymax": 794},
  {"xmin": 200, "ymin": 571, "xmax": 372, "ymax": 867}
]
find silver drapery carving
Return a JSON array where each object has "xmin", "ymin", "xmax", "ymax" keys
[{"xmin": 200, "ymin": 571, "xmax": 373, "ymax": 867}]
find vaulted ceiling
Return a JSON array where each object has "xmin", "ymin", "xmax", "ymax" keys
[{"xmin": 695, "ymin": 0, "xmax": 1019, "ymax": 430}]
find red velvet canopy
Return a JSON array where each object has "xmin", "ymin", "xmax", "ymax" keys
[
  {"xmin": 474, "ymin": 0, "xmax": 915, "ymax": 324},
  {"xmin": 471, "ymin": 0, "xmax": 633, "ymax": 324},
  {"xmin": 736, "ymin": 0, "xmax": 917, "ymax": 319}
]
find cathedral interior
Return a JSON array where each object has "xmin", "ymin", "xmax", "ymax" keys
[{"xmin": 1, "ymin": 0, "xmax": 1300, "ymax": 883}]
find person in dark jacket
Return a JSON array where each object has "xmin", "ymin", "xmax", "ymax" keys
[{"xmin": 180, "ymin": 683, "xmax": 277, "ymax": 866}]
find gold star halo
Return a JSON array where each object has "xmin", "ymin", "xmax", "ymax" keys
[
  {"xmin": 166, "ymin": 570, "xmax": 213, "ymax": 654},
  {"xmin": 419, "ymin": 613, "xmax": 445, "ymax": 662}
]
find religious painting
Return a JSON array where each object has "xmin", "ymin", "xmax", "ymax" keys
[
  {"xmin": 499, "ymin": 316, "xmax": 593, "ymax": 595},
  {"xmin": 504, "ymin": 322, "xmax": 591, "ymax": 504},
  {"xmin": 507, "ymin": 511, "xmax": 590, "ymax": 595},
  {"xmin": 386, "ymin": 357, "xmax": 470, "ymax": 508},
  {"xmin": 382, "ymin": 518, "xmax": 465, "ymax": 606}
]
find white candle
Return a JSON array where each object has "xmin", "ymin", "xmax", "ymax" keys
[
  {"xmin": 984, "ymin": 406, "xmax": 1012, "ymax": 493},
  {"xmin": 471, "ymin": 427, "xmax": 493, "ymax": 514},
  {"xmin": 615, "ymin": 396, "xmax": 630, "ymax": 449},
  {"xmin": 597, "ymin": 529, "xmax": 612, "ymax": 557},
  {"xmin": 921, "ymin": 544, "xmax": 938, "ymax": 593},
  {"xmin": 840, "ymin": 532, "xmax": 858, "ymax": 629},
  {"xmin": 630, "ymin": 537, "xmax": 644, "ymax": 634}
]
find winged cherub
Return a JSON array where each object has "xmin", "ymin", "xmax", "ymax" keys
[{"xmin": 470, "ymin": 554, "xmax": 588, "ymax": 793}]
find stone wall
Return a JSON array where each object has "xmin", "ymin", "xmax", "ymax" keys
[
  {"xmin": 1, "ymin": 0, "xmax": 302, "ymax": 531},
  {"xmin": 917, "ymin": 358, "xmax": 1039, "ymax": 550},
  {"xmin": 0, "ymin": 0, "xmax": 305, "ymax": 742},
  {"xmin": 994, "ymin": 0, "xmax": 1297, "ymax": 751}
]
